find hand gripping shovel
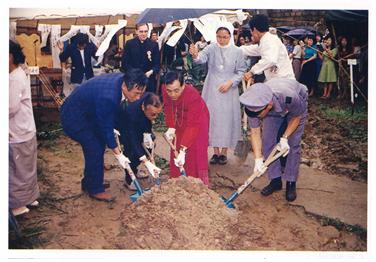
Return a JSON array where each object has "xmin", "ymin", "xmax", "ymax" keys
[
  {"xmin": 114, "ymin": 130, "xmax": 148, "ymax": 202},
  {"xmin": 142, "ymin": 142, "xmax": 161, "ymax": 186},
  {"xmin": 163, "ymin": 134, "xmax": 187, "ymax": 177},
  {"xmin": 234, "ymin": 79, "xmax": 252, "ymax": 161},
  {"xmin": 222, "ymin": 145, "xmax": 288, "ymax": 209}
]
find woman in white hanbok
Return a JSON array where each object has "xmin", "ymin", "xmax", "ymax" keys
[{"xmin": 190, "ymin": 25, "xmax": 246, "ymax": 165}]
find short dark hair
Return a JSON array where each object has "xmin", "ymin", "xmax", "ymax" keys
[
  {"xmin": 143, "ymin": 92, "xmax": 162, "ymax": 108},
  {"xmin": 123, "ymin": 68, "xmax": 148, "ymax": 91},
  {"xmin": 76, "ymin": 33, "xmax": 89, "ymax": 46},
  {"xmin": 136, "ymin": 23, "xmax": 149, "ymax": 30},
  {"xmin": 163, "ymin": 70, "xmax": 184, "ymax": 86},
  {"xmin": 9, "ymin": 40, "xmax": 25, "ymax": 65},
  {"xmin": 248, "ymin": 14, "xmax": 269, "ymax": 33},
  {"xmin": 216, "ymin": 27, "xmax": 231, "ymax": 35}
]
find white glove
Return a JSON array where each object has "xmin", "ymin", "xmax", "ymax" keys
[
  {"xmin": 145, "ymin": 70, "xmax": 153, "ymax": 78},
  {"xmin": 143, "ymin": 133, "xmax": 154, "ymax": 149},
  {"xmin": 114, "ymin": 153, "xmax": 131, "ymax": 169},
  {"xmin": 277, "ymin": 137, "xmax": 290, "ymax": 157},
  {"xmin": 254, "ymin": 158, "xmax": 267, "ymax": 175},
  {"xmin": 174, "ymin": 149, "xmax": 186, "ymax": 168},
  {"xmin": 114, "ymin": 129, "xmax": 120, "ymax": 137},
  {"xmin": 144, "ymin": 160, "xmax": 161, "ymax": 178},
  {"xmin": 164, "ymin": 128, "xmax": 176, "ymax": 143}
]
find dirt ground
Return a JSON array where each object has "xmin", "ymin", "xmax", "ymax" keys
[{"xmin": 9, "ymin": 100, "xmax": 367, "ymax": 251}]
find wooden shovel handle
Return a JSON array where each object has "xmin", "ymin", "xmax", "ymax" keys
[
  {"xmin": 163, "ymin": 134, "xmax": 178, "ymax": 158},
  {"xmin": 142, "ymin": 143, "xmax": 155, "ymax": 164}
]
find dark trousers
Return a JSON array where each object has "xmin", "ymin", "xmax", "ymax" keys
[
  {"xmin": 146, "ymin": 77, "xmax": 156, "ymax": 93},
  {"xmin": 64, "ymin": 128, "xmax": 106, "ymax": 194}
]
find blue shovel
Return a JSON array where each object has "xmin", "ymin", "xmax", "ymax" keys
[
  {"xmin": 114, "ymin": 130, "xmax": 148, "ymax": 202},
  {"xmin": 124, "ymin": 162, "xmax": 149, "ymax": 202},
  {"xmin": 221, "ymin": 145, "xmax": 288, "ymax": 209},
  {"xmin": 163, "ymin": 134, "xmax": 187, "ymax": 177}
]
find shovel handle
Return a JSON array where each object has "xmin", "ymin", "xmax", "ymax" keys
[
  {"xmin": 142, "ymin": 143, "xmax": 155, "ymax": 164},
  {"xmin": 163, "ymin": 134, "xmax": 187, "ymax": 177},
  {"xmin": 163, "ymin": 134, "xmax": 178, "ymax": 158},
  {"xmin": 231, "ymin": 146, "xmax": 287, "ymax": 198}
]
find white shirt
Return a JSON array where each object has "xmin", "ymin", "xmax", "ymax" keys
[
  {"xmin": 240, "ymin": 32, "xmax": 295, "ymax": 81},
  {"xmin": 9, "ymin": 66, "xmax": 36, "ymax": 143},
  {"xmin": 292, "ymin": 45, "xmax": 302, "ymax": 59},
  {"xmin": 80, "ymin": 49, "xmax": 85, "ymax": 67}
]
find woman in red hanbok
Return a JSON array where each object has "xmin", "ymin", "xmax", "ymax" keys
[{"xmin": 162, "ymin": 70, "xmax": 210, "ymax": 185}]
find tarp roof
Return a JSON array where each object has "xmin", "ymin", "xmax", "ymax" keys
[{"xmin": 325, "ymin": 10, "xmax": 368, "ymax": 23}]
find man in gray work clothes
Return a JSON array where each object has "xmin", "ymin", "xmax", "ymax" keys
[{"xmin": 239, "ymin": 78, "xmax": 308, "ymax": 202}]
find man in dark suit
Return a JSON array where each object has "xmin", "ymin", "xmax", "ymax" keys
[
  {"xmin": 59, "ymin": 33, "xmax": 98, "ymax": 86},
  {"xmin": 121, "ymin": 23, "xmax": 160, "ymax": 93},
  {"xmin": 60, "ymin": 69, "xmax": 147, "ymax": 202},
  {"xmin": 115, "ymin": 92, "xmax": 163, "ymax": 189}
]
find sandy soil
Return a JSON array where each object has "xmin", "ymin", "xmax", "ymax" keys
[{"xmin": 9, "ymin": 133, "xmax": 366, "ymax": 251}]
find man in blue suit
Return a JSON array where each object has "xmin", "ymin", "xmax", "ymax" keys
[
  {"xmin": 115, "ymin": 92, "xmax": 163, "ymax": 189},
  {"xmin": 59, "ymin": 33, "xmax": 97, "ymax": 87},
  {"xmin": 60, "ymin": 69, "xmax": 147, "ymax": 202}
]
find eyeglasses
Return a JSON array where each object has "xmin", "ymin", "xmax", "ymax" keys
[{"xmin": 138, "ymin": 30, "xmax": 148, "ymax": 33}]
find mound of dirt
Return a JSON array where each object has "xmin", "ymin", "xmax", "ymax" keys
[{"xmin": 115, "ymin": 176, "xmax": 238, "ymax": 250}]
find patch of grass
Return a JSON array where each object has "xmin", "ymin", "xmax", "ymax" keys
[
  {"xmin": 155, "ymin": 155, "xmax": 169, "ymax": 170},
  {"xmin": 318, "ymin": 104, "xmax": 367, "ymax": 122},
  {"xmin": 316, "ymin": 103, "xmax": 367, "ymax": 143},
  {"xmin": 36, "ymin": 121, "xmax": 63, "ymax": 141},
  {"xmin": 153, "ymin": 112, "xmax": 167, "ymax": 133},
  {"xmin": 9, "ymin": 224, "xmax": 47, "ymax": 249}
]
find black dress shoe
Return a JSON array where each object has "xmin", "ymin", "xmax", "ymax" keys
[
  {"xmin": 286, "ymin": 181, "xmax": 297, "ymax": 202},
  {"xmin": 218, "ymin": 155, "xmax": 227, "ymax": 165},
  {"xmin": 210, "ymin": 154, "xmax": 219, "ymax": 165},
  {"xmin": 261, "ymin": 177, "xmax": 282, "ymax": 196}
]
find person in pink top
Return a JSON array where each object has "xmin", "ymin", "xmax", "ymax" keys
[
  {"xmin": 162, "ymin": 70, "xmax": 210, "ymax": 186},
  {"xmin": 9, "ymin": 40, "xmax": 40, "ymax": 216}
]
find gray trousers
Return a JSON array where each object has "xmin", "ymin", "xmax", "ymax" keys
[
  {"xmin": 262, "ymin": 114, "xmax": 307, "ymax": 182},
  {"xmin": 9, "ymin": 135, "xmax": 40, "ymax": 208}
]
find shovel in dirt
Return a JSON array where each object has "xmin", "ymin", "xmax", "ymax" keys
[
  {"xmin": 114, "ymin": 130, "xmax": 148, "ymax": 202},
  {"xmin": 142, "ymin": 142, "xmax": 161, "ymax": 186},
  {"xmin": 222, "ymin": 145, "xmax": 288, "ymax": 209},
  {"xmin": 163, "ymin": 134, "xmax": 187, "ymax": 177},
  {"xmin": 234, "ymin": 79, "xmax": 252, "ymax": 161}
]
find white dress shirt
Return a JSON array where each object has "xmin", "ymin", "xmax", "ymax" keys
[
  {"xmin": 241, "ymin": 32, "xmax": 295, "ymax": 81},
  {"xmin": 80, "ymin": 49, "xmax": 85, "ymax": 67}
]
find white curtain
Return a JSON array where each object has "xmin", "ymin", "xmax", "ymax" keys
[
  {"xmin": 147, "ymin": 23, "xmax": 153, "ymax": 38},
  {"xmin": 10, "ymin": 21, "xmax": 17, "ymax": 42},
  {"xmin": 37, "ymin": 24, "xmax": 52, "ymax": 48},
  {"xmin": 50, "ymin": 25, "xmax": 61, "ymax": 68},
  {"xmin": 166, "ymin": 20, "xmax": 188, "ymax": 47},
  {"xmin": 95, "ymin": 20, "xmax": 127, "ymax": 57},
  {"xmin": 157, "ymin": 21, "xmax": 173, "ymax": 50}
]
